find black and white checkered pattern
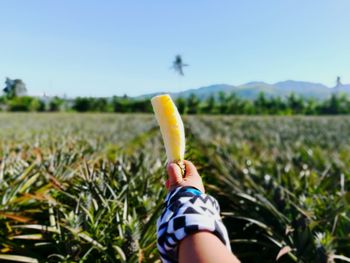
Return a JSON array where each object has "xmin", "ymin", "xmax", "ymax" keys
[{"xmin": 157, "ymin": 186, "xmax": 231, "ymax": 263}]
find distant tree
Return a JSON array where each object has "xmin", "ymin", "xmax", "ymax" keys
[
  {"xmin": 186, "ymin": 94, "xmax": 200, "ymax": 114},
  {"xmin": 49, "ymin": 96, "xmax": 64, "ymax": 112},
  {"xmin": 255, "ymin": 92, "xmax": 269, "ymax": 114},
  {"xmin": 0, "ymin": 95, "xmax": 6, "ymax": 106},
  {"xmin": 268, "ymin": 96, "xmax": 287, "ymax": 115},
  {"xmin": 175, "ymin": 97, "xmax": 187, "ymax": 114},
  {"xmin": 201, "ymin": 95, "xmax": 216, "ymax": 114},
  {"xmin": 112, "ymin": 96, "xmax": 127, "ymax": 113},
  {"xmin": 132, "ymin": 100, "xmax": 152, "ymax": 112},
  {"xmin": 321, "ymin": 94, "xmax": 350, "ymax": 114},
  {"xmin": 287, "ymin": 93, "xmax": 305, "ymax": 114},
  {"xmin": 217, "ymin": 92, "xmax": 228, "ymax": 113},
  {"xmin": 73, "ymin": 97, "xmax": 91, "ymax": 112},
  {"xmin": 30, "ymin": 98, "xmax": 45, "ymax": 112},
  {"xmin": 3, "ymin": 78, "xmax": 27, "ymax": 98},
  {"xmin": 226, "ymin": 93, "xmax": 243, "ymax": 114},
  {"xmin": 92, "ymin": 98, "xmax": 109, "ymax": 112},
  {"xmin": 7, "ymin": 96, "xmax": 43, "ymax": 111},
  {"xmin": 335, "ymin": 76, "xmax": 342, "ymax": 88},
  {"xmin": 304, "ymin": 98, "xmax": 318, "ymax": 115},
  {"xmin": 242, "ymin": 100, "xmax": 255, "ymax": 114}
]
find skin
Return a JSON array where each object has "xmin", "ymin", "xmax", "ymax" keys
[{"xmin": 166, "ymin": 160, "xmax": 241, "ymax": 263}]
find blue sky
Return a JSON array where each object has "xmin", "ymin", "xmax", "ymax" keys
[{"xmin": 0, "ymin": 0, "xmax": 349, "ymax": 97}]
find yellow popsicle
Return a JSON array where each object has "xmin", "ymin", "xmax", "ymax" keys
[{"xmin": 151, "ymin": 94, "xmax": 185, "ymax": 164}]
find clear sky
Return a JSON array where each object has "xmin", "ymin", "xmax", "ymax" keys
[{"xmin": 0, "ymin": 0, "xmax": 349, "ymax": 97}]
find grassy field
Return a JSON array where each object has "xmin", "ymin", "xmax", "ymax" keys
[{"xmin": 0, "ymin": 113, "xmax": 350, "ymax": 262}]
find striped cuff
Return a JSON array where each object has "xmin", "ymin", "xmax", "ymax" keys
[{"xmin": 157, "ymin": 186, "xmax": 231, "ymax": 263}]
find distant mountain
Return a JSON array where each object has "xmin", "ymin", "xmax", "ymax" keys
[
  {"xmin": 138, "ymin": 80, "xmax": 350, "ymax": 100},
  {"xmin": 171, "ymin": 84, "xmax": 234, "ymax": 98},
  {"xmin": 273, "ymin": 80, "xmax": 330, "ymax": 98},
  {"xmin": 235, "ymin": 82, "xmax": 276, "ymax": 99},
  {"xmin": 139, "ymin": 84, "xmax": 234, "ymax": 99}
]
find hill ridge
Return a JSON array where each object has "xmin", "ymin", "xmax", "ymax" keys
[{"xmin": 138, "ymin": 80, "xmax": 350, "ymax": 100}]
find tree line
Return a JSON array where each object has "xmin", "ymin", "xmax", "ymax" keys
[{"xmin": 1, "ymin": 92, "xmax": 350, "ymax": 115}]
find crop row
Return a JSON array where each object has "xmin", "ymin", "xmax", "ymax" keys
[{"xmin": 0, "ymin": 114, "xmax": 349, "ymax": 262}]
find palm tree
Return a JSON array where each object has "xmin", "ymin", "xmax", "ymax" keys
[{"xmin": 3, "ymin": 77, "xmax": 27, "ymax": 98}]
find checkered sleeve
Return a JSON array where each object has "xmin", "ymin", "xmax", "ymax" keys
[{"xmin": 156, "ymin": 186, "xmax": 231, "ymax": 263}]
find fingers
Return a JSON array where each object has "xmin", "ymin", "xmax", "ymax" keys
[
  {"xmin": 183, "ymin": 160, "xmax": 205, "ymax": 193},
  {"xmin": 167, "ymin": 162, "xmax": 184, "ymax": 188},
  {"xmin": 166, "ymin": 160, "xmax": 204, "ymax": 193},
  {"xmin": 183, "ymin": 160, "xmax": 199, "ymax": 178}
]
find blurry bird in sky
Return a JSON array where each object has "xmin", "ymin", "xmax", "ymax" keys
[{"xmin": 172, "ymin": 55, "xmax": 188, "ymax": 76}]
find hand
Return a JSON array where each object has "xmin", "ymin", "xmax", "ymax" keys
[{"xmin": 166, "ymin": 160, "xmax": 205, "ymax": 193}]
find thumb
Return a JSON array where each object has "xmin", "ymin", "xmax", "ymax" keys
[{"xmin": 167, "ymin": 162, "xmax": 184, "ymax": 189}]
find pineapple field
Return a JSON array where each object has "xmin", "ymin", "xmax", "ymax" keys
[{"xmin": 0, "ymin": 113, "xmax": 350, "ymax": 263}]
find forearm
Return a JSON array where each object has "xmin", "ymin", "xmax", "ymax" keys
[{"xmin": 179, "ymin": 232, "xmax": 240, "ymax": 263}]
